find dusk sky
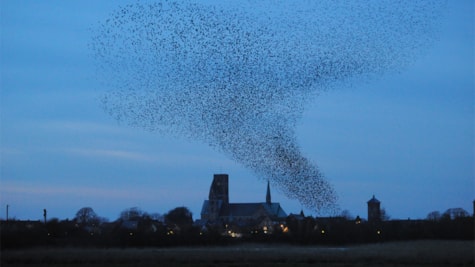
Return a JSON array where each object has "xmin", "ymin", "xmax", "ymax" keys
[{"xmin": 0, "ymin": 1, "xmax": 473, "ymax": 222}]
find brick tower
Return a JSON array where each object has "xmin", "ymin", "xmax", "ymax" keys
[{"xmin": 367, "ymin": 195, "xmax": 381, "ymax": 223}]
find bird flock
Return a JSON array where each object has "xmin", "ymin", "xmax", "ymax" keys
[{"xmin": 91, "ymin": 0, "xmax": 445, "ymax": 214}]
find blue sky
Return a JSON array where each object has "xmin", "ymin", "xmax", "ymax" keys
[{"xmin": 0, "ymin": 0, "xmax": 473, "ymax": 221}]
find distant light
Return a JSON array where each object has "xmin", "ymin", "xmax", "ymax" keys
[
  {"xmin": 321, "ymin": 230, "xmax": 325, "ymax": 234},
  {"xmin": 377, "ymin": 230, "xmax": 381, "ymax": 235},
  {"xmin": 129, "ymin": 232, "xmax": 133, "ymax": 236},
  {"xmin": 263, "ymin": 225, "xmax": 269, "ymax": 234}
]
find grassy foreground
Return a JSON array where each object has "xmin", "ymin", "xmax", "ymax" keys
[{"xmin": 1, "ymin": 240, "xmax": 473, "ymax": 267}]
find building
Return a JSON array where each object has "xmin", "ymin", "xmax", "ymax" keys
[
  {"xmin": 200, "ymin": 174, "xmax": 287, "ymax": 227},
  {"xmin": 367, "ymin": 195, "xmax": 381, "ymax": 223}
]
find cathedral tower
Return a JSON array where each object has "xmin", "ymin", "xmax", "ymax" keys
[
  {"xmin": 209, "ymin": 174, "xmax": 229, "ymax": 205},
  {"xmin": 203, "ymin": 174, "xmax": 229, "ymax": 221}
]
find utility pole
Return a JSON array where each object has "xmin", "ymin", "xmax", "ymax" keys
[
  {"xmin": 6, "ymin": 204, "xmax": 9, "ymax": 221},
  {"xmin": 43, "ymin": 209, "xmax": 47, "ymax": 224}
]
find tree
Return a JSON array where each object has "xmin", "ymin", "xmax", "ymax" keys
[
  {"xmin": 340, "ymin": 210, "xmax": 354, "ymax": 220},
  {"xmin": 149, "ymin": 212, "xmax": 164, "ymax": 222},
  {"xmin": 380, "ymin": 208, "xmax": 390, "ymax": 221},
  {"xmin": 119, "ymin": 207, "xmax": 144, "ymax": 221},
  {"xmin": 426, "ymin": 211, "xmax": 441, "ymax": 221},
  {"xmin": 442, "ymin": 208, "xmax": 470, "ymax": 220},
  {"xmin": 165, "ymin": 207, "xmax": 193, "ymax": 232},
  {"xmin": 75, "ymin": 207, "xmax": 99, "ymax": 226}
]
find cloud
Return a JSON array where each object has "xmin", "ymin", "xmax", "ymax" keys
[
  {"xmin": 68, "ymin": 148, "xmax": 155, "ymax": 162},
  {"xmin": 0, "ymin": 147, "xmax": 24, "ymax": 156},
  {"xmin": 0, "ymin": 180, "xmax": 207, "ymax": 220},
  {"xmin": 66, "ymin": 147, "xmax": 237, "ymax": 167},
  {"xmin": 37, "ymin": 120, "xmax": 125, "ymax": 135},
  {"xmin": 0, "ymin": 181, "xmax": 161, "ymax": 201}
]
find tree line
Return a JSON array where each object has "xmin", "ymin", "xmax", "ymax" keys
[{"xmin": 1, "ymin": 206, "xmax": 473, "ymax": 249}]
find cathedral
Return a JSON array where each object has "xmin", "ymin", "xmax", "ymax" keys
[{"xmin": 200, "ymin": 174, "xmax": 287, "ymax": 226}]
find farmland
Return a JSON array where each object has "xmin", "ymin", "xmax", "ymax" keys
[{"xmin": 1, "ymin": 240, "xmax": 473, "ymax": 267}]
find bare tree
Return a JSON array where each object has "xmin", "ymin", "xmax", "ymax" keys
[
  {"xmin": 75, "ymin": 207, "xmax": 99, "ymax": 226},
  {"xmin": 426, "ymin": 211, "xmax": 441, "ymax": 221},
  {"xmin": 340, "ymin": 209, "xmax": 354, "ymax": 220},
  {"xmin": 119, "ymin": 207, "xmax": 144, "ymax": 221},
  {"xmin": 380, "ymin": 208, "xmax": 390, "ymax": 221},
  {"xmin": 442, "ymin": 208, "xmax": 470, "ymax": 220}
]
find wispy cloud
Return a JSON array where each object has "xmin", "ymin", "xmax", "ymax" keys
[
  {"xmin": 36, "ymin": 120, "xmax": 126, "ymax": 135},
  {"xmin": 0, "ymin": 181, "xmax": 165, "ymax": 201},
  {"xmin": 0, "ymin": 180, "xmax": 205, "ymax": 220},
  {"xmin": 66, "ymin": 147, "xmax": 237, "ymax": 167},
  {"xmin": 4, "ymin": 119, "xmax": 238, "ymax": 167},
  {"xmin": 68, "ymin": 148, "xmax": 156, "ymax": 162},
  {"xmin": 0, "ymin": 147, "xmax": 24, "ymax": 156}
]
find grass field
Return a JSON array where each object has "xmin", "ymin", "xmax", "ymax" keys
[{"xmin": 1, "ymin": 240, "xmax": 473, "ymax": 267}]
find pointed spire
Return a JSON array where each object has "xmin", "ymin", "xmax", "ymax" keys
[{"xmin": 266, "ymin": 180, "xmax": 271, "ymax": 204}]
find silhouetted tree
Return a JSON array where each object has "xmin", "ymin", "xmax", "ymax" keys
[
  {"xmin": 380, "ymin": 208, "xmax": 390, "ymax": 221},
  {"xmin": 340, "ymin": 210, "xmax": 353, "ymax": 220},
  {"xmin": 149, "ymin": 212, "xmax": 164, "ymax": 222},
  {"xmin": 442, "ymin": 208, "xmax": 470, "ymax": 220},
  {"xmin": 119, "ymin": 207, "xmax": 144, "ymax": 221},
  {"xmin": 426, "ymin": 211, "xmax": 441, "ymax": 221},
  {"xmin": 165, "ymin": 207, "xmax": 193, "ymax": 232},
  {"xmin": 75, "ymin": 207, "xmax": 99, "ymax": 226}
]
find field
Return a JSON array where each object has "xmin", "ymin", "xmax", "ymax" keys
[{"xmin": 1, "ymin": 240, "xmax": 473, "ymax": 267}]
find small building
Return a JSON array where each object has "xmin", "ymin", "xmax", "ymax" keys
[{"xmin": 200, "ymin": 174, "xmax": 287, "ymax": 228}]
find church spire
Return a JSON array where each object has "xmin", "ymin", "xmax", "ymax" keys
[{"xmin": 266, "ymin": 180, "xmax": 271, "ymax": 204}]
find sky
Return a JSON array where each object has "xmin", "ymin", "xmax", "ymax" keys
[{"xmin": 0, "ymin": 0, "xmax": 473, "ymax": 222}]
